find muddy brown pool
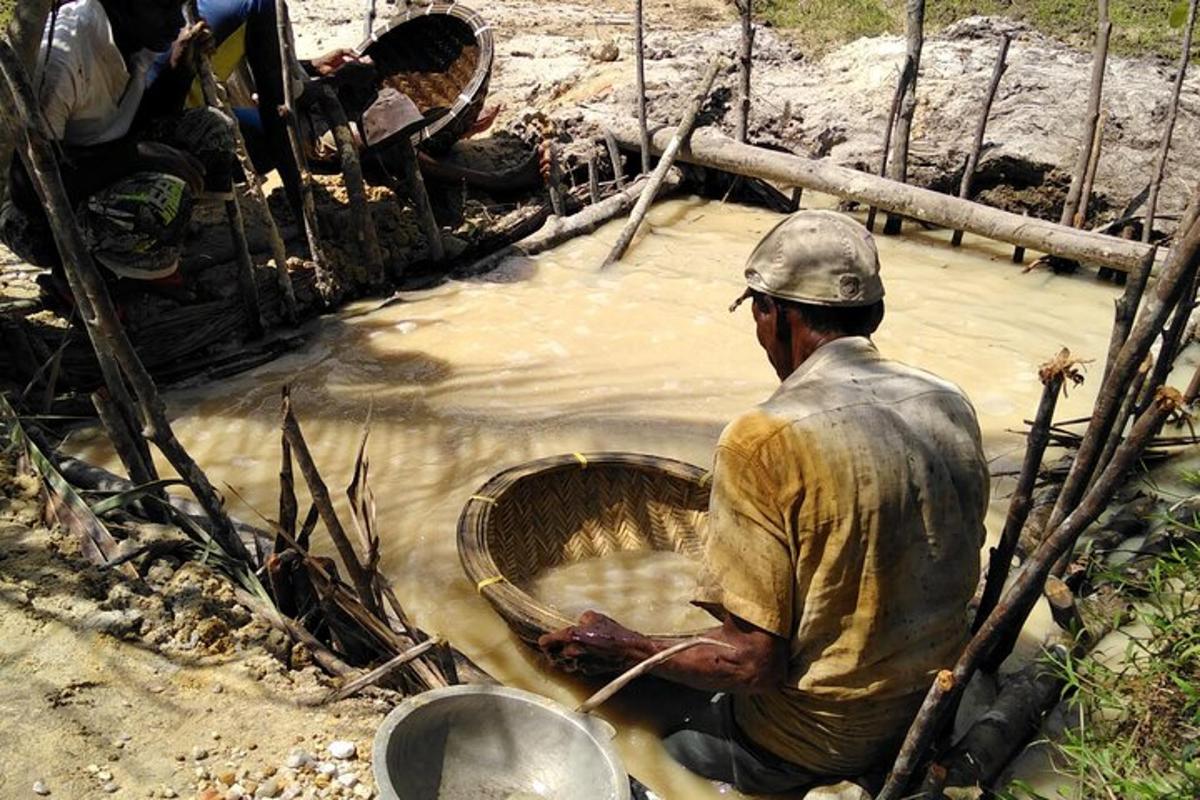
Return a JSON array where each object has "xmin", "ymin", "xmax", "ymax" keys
[{"xmin": 68, "ymin": 197, "xmax": 1122, "ymax": 798}]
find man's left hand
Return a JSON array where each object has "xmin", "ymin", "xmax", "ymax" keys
[
  {"xmin": 538, "ymin": 610, "xmax": 648, "ymax": 675},
  {"xmin": 309, "ymin": 48, "xmax": 372, "ymax": 77},
  {"xmin": 169, "ymin": 21, "xmax": 216, "ymax": 71}
]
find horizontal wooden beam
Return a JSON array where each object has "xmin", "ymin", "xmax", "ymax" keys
[{"xmin": 608, "ymin": 122, "xmax": 1157, "ymax": 272}]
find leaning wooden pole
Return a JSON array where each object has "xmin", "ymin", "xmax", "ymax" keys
[
  {"xmin": 634, "ymin": 0, "xmax": 651, "ymax": 174},
  {"xmin": 608, "ymin": 123, "xmax": 1162, "ymax": 272},
  {"xmin": 867, "ymin": 57, "xmax": 914, "ymax": 233},
  {"xmin": 1143, "ymin": 0, "xmax": 1198, "ymax": 243},
  {"xmin": 274, "ymin": 0, "xmax": 336, "ymax": 301},
  {"xmin": 1102, "ymin": 244, "xmax": 1156, "ymax": 385},
  {"xmin": 883, "ymin": 0, "xmax": 925, "ymax": 236},
  {"xmin": 0, "ymin": 40, "xmax": 253, "ymax": 565},
  {"xmin": 1060, "ymin": 0, "xmax": 1111, "ymax": 228},
  {"xmin": 602, "ymin": 57, "xmax": 721, "ymax": 268},
  {"xmin": 952, "ymin": 34, "xmax": 1009, "ymax": 247},
  {"xmin": 735, "ymin": 0, "xmax": 754, "ymax": 143},
  {"xmin": 0, "ymin": 0, "xmax": 51, "ymax": 210},
  {"xmin": 1074, "ymin": 109, "xmax": 1107, "ymax": 228}
]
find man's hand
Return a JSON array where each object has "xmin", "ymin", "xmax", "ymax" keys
[
  {"xmin": 136, "ymin": 142, "xmax": 206, "ymax": 193},
  {"xmin": 538, "ymin": 611, "xmax": 651, "ymax": 676},
  {"xmin": 168, "ymin": 21, "xmax": 216, "ymax": 71},
  {"xmin": 309, "ymin": 48, "xmax": 372, "ymax": 77}
]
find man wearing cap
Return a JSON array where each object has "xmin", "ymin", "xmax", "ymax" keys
[{"xmin": 540, "ymin": 211, "xmax": 989, "ymax": 793}]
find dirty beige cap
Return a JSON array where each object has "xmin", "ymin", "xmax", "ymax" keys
[{"xmin": 730, "ymin": 210, "xmax": 884, "ymax": 311}]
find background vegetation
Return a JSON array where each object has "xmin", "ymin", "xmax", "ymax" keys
[{"xmin": 759, "ymin": 0, "xmax": 1195, "ymax": 59}]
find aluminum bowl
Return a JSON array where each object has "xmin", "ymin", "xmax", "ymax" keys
[{"xmin": 373, "ymin": 684, "xmax": 632, "ymax": 800}]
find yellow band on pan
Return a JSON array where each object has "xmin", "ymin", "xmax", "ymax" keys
[
  {"xmin": 469, "ymin": 495, "xmax": 497, "ymax": 504},
  {"xmin": 476, "ymin": 576, "xmax": 505, "ymax": 592},
  {"xmin": 573, "ymin": 453, "xmax": 589, "ymax": 468}
]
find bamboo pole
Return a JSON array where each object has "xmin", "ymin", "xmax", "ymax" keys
[
  {"xmin": 952, "ymin": 34, "xmax": 1010, "ymax": 248},
  {"xmin": 313, "ymin": 84, "xmax": 387, "ymax": 290},
  {"xmin": 274, "ymin": 0, "xmax": 335, "ymax": 300},
  {"xmin": 601, "ymin": 57, "xmax": 721, "ymax": 268},
  {"xmin": 185, "ymin": 0, "xmax": 265, "ymax": 338},
  {"xmin": 464, "ymin": 170, "xmax": 682, "ymax": 275},
  {"xmin": 735, "ymin": 0, "xmax": 754, "ymax": 144},
  {"xmin": 1144, "ymin": 0, "xmax": 1198, "ymax": 242},
  {"xmin": 1102, "ymin": 244, "xmax": 1157, "ymax": 385},
  {"xmin": 883, "ymin": 0, "xmax": 925, "ymax": 236},
  {"xmin": 634, "ymin": 0, "xmax": 651, "ymax": 174},
  {"xmin": 973, "ymin": 351, "xmax": 1076, "ymax": 634},
  {"xmin": 866, "ymin": 57, "xmax": 914, "ymax": 233},
  {"xmin": 1074, "ymin": 109, "xmax": 1107, "ymax": 229},
  {"xmin": 0, "ymin": 41, "xmax": 253, "ymax": 565},
  {"xmin": 879, "ymin": 374, "xmax": 1199, "ymax": 800},
  {"xmin": 1060, "ymin": 0, "xmax": 1112, "ymax": 228},
  {"xmin": 608, "ymin": 123, "xmax": 1162, "ymax": 272}
]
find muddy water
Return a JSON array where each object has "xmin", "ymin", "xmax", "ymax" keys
[{"xmin": 67, "ymin": 197, "xmax": 1120, "ymax": 798}]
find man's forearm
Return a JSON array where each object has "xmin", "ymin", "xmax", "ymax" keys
[{"xmin": 603, "ymin": 628, "xmax": 777, "ymax": 694}]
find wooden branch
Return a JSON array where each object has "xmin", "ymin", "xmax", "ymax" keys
[
  {"xmin": 363, "ymin": 0, "xmax": 377, "ymax": 39},
  {"xmin": 1074, "ymin": 109, "xmax": 1107, "ymax": 229},
  {"xmin": 587, "ymin": 153, "xmax": 601, "ymax": 204},
  {"xmin": 603, "ymin": 128, "xmax": 627, "ymax": 189},
  {"xmin": 91, "ymin": 387, "xmax": 157, "ymax": 490},
  {"xmin": 1060, "ymin": 0, "xmax": 1111, "ymax": 228},
  {"xmin": 0, "ymin": 0, "xmax": 51, "ymax": 210},
  {"xmin": 606, "ymin": 123, "xmax": 1162, "ymax": 272},
  {"xmin": 952, "ymin": 34, "xmax": 1009, "ymax": 247},
  {"xmin": 234, "ymin": 587, "xmax": 355, "ymax": 677},
  {"xmin": 545, "ymin": 140, "xmax": 566, "ymax": 217},
  {"xmin": 1044, "ymin": 575, "xmax": 1085, "ymax": 635},
  {"xmin": 634, "ymin": 0, "xmax": 651, "ymax": 174},
  {"xmin": 1103, "ymin": 245, "xmax": 1157, "ymax": 385},
  {"xmin": 575, "ymin": 637, "xmax": 733, "ymax": 714},
  {"xmin": 326, "ymin": 638, "xmax": 443, "ymax": 702},
  {"xmin": 735, "ymin": 0, "xmax": 754, "ymax": 143},
  {"xmin": 463, "ymin": 170, "xmax": 682, "ymax": 275},
  {"xmin": 275, "ymin": 0, "xmax": 336, "ymax": 301},
  {"xmin": 0, "ymin": 39, "xmax": 253, "ymax": 566},
  {"xmin": 866, "ymin": 56, "xmax": 914, "ymax": 233},
  {"xmin": 280, "ymin": 388, "xmax": 380, "ymax": 616},
  {"xmin": 883, "ymin": 0, "xmax": 926, "ymax": 236},
  {"xmin": 313, "ymin": 84, "xmax": 387, "ymax": 290},
  {"xmin": 973, "ymin": 350, "xmax": 1075, "ymax": 633},
  {"xmin": 877, "ymin": 670, "xmax": 955, "ymax": 800},
  {"xmin": 601, "ymin": 56, "xmax": 721, "ymax": 268},
  {"xmin": 1144, "ymin": 0, "xmax": 1198, "ymax": 242}
]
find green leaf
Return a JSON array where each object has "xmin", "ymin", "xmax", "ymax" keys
[
  {"xmin": 89, "ymin": 479, "xmax": 186, "ymax": 516},
  {"xmin": 1170, "ymin": 1, "xmax": 1191, "ymax": 29}
]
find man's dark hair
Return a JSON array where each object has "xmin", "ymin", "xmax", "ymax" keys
[{"xmin": 751, "ymin": 291, "xmax": 885, "ymax": 338}]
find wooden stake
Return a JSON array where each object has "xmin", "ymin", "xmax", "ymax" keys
[
  {"xmin": 1060, "ymin": 0, "xmax": 1112, "ymax": 228},
  {"xmin": 1144, "ymin": 0, "xmax": 1198, "ymax": 242},
  {"xmin": 546, "ymin": 141, "xmax": 566, "ymax": 217},
  {"xmin": 867, "ymin": 56, "xmax": 914, "ymax": 233},
  {"xmin": 91, "ymin": 387, "xmax": 157, "ymax": 491},
  {"xmin": 789, "ymin": 187, "xmax": 803, "ymax": 212},
  {"xmin": 587, "ymin": 153, "xmax": 601, "ymax": 204},
  {"xmin": 1044, "ymin": 576, "xmax": 1085, "ymax": 635},
  {"xmin": 394, "ymin": 137, "xmax": 445, "ymax": 265},
  {"xmin": 735, "ymin": 0, "xmax": 754, "ymax": 143},
  {"xmin": 877, "ymin": 670, "xmax": 955, "ymax": 800},
  {"xmin": 363, "ymin": 0, "xmax": 378, "ymax": 39},
  {"xmin": 634, "ymin": 0, "xmax": 651, "ymax": 174},
  {"xmin": 973, "ymin": 351, "xmax": 1075, "ymax": 633},
  {"xmin": 1102, "ymin": 244, "xmax": 1157, "ymax": 385},
  {"xmin": 883, "ymin": 0, "xmax": 926, "ymax": 236},
  {"xmin": 603, "ymin": 128, "xmax": 627, "ymax": 189},
  {"xmin": 1074, "ymin": 109, "xmax": 1107, "ymax": 229},
  {"xmin": 602, "ymin": 57, "xmax": 722, "ymax": 268},
  {"xmin": 327, "ymin": 638, "xmax": 443, "ymax": 702},
  {"xmin": 952, "ymin": 34, "xmax": 1010, "ymax": 247},
  {"xmin": 607, "ymin": 123, "xmax": 1161, "ymax": 273},
  {"xmin": 313, "ymin": 84, "xmax": 387, "ymax": 290},
  {"xmin": 0, "ymin": 0, "xmax": 51, "ymax": 210},
  {"xmin": 275, "ymin": 0, "xmax": 336, "ymax": 301},
  {"xmin": 0, "ymin": 41, "xmax": 253, "ymax": 565}
]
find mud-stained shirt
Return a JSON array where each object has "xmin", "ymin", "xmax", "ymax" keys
[{"xmin": 695, "ymin": 336, "xmax": 989, "ymax": 776}]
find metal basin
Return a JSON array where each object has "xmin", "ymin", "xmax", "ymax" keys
[{"xmin": 373, "ymin": 685, "xmax": 632, "ymax": 800}]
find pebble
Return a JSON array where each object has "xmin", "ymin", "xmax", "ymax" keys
[
  {"xmin": 217, "ymin": 770, "xmax": 237, "ymax": 786},
  {"xmin": 284, "ymin": 752, "xmax": 310, "ymax": 769},
  {"xmin": 327, "ymin": 741, "xmax": 356, "ymax": 760},
  {"xmin": 161, "ymin": 789, "xmax": 178, "ymax": 799},
  {"xmin": 211, "ymin": 683, "xmax": 224, "ymax": 694},
  {"xmin": 316, "ymin": 762, "xmax": 337, "ymax": 776},
  {"xmin": 335, "ymin": 773, "xmax": 358, "ymax": 788},
  {"xmin": 86, "ymin": 764, "xmax": 100, "ymax": 775},
  {"xmin": 352, "ymin": 785, "xmax": 372, "ymax": 800},
  {"xmin": 101, "ymin": 782, "xmax": 118, "ymax": 794},
  {"xmin": 32, "ymin": 780, "xmax": 50, "ymax": 796},
  {"xmin": 97, "ymin": 770, "xmax": 113, "ymax": 782},
  {"xmin": 255, "ymin": 778, "xmax": 282, "ymax": 798},
  {"xmin": 193, "ymin": 746, "xmax": 210, "ymax": 761}
]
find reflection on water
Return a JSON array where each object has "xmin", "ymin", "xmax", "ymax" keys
[{"xmin": 66, "ymin": 197, "xmax": 1120, "ymax": 799}]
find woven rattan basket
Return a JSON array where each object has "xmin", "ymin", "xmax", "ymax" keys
[
  {"xmin": 358, "ymin": 3, "xmax": 494, "ymax": 153},
  {"xmin": 457, "ymin": 453, "xmax": 712, "ymax": 645}
]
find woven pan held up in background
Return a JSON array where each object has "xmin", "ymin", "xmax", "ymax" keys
[
  {"xmin": 358, "ymin": 2, "xmax": 494, "ymax": 154},
  {"xmin": 458, "ymin": 453, "xmax": 711, "ymax": 645}
]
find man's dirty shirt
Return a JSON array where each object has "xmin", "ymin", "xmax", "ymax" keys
[{"xmin": 695, "ymin": 336, "xmax": 990, "ymax": 776}]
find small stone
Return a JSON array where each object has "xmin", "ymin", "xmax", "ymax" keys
[
  {"xmin": 327, "ymin": 741, "xmax": 356, "ymax": 760},
  {"xmin": 316, "ymin": 763, "xmax": 337, "ymax": 776},
  {"xmin": 335, "ymin": 773, "xmax": 357, "ymax": 788},
  {"xmin": 589, "ymin": 40, "xmax": 620, "ymax": 62},
  {"xmin": 212, "ymin": 732, "xmax": 223, "ymax": 741},
  {"xmin": 32, "ymin": 780, "xmax": 50, "ymax": 796},
  {"xmin": 217, "ymin": 771, "xmax": 237, "ymax": 786},
  {"xmin": 161, "ymin": 789, "xmax": 178, "ymax": 799},
  {"xmin": 352, "ymin": 785, "xmax": 372, "ymax": 800},
  {"xmin": 101, "ymin": 783, "xmax": 119, "ymax": 794},
  {"xmin": 211, "ymin": 683, "xmax": 224, "ymax": 694},
  {"xmin": 255, "ymin": 778, "xmax": 282, "ymax": 798},
  {"xmin": 174, "ymin": 753, "xmax": 186, "ymax": 762},
  {"xmin": 97, "ymin": 770, "xmax": 113, "ymax": 782},
  {"xmin": 284, "ymin": 752, "xmax": 309, "ymax": 769},
  {"xmin": 242, "ymin": 781, "xmax": 258, "ymax": 796},
  {"xmin": 193, "ymin": 746, "xmax": 210, "ymax": 761},
  {"xmin": 195, "ymin": 767, "xmax": 209, "ymax": 779},
  {"xmin": 313, "ymin": 774, "xmax": 330, "ymax": 789}
]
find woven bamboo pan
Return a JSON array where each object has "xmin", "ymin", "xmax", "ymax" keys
[
  {"xmin": 357, "ymin": 2, "xmax": 494, "ymax": 153},
  {"xmin": 457, "ymin": 453, "xmax": 712, "ymax": 645}
]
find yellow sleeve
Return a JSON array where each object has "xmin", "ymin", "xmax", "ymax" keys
[{"xmin": 695, "ymin": 413, "xmax": 795, "ymax": 638}]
